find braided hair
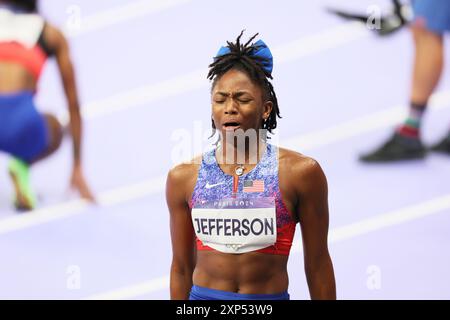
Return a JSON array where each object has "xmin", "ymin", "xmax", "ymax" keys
[{"xmin": 207, "ymin": 31, "xmax": 281, "ymax": 137}]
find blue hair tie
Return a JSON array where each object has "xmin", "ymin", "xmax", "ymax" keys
[{"xmin": 215, "ymin": 39, "xmax": 273, "ymax": 75}]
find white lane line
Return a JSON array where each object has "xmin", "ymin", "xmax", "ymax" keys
[
  {"xmin": 64, "ymin": 0, "xmax": 192, "ymax": 38},
  {"xmin": 69, "ymin": 22, "xmax": 368, "ymax": 121},
  {"xmin": 283, "ymin": 90, "xmax": 450, "ymax": 150},
  {"xmin": 0, "ymin": 175, "xmax": 165, "ymax": 235},
  {"xmin": 292, "ymin": 193, "xmax": 450, "ymax": 254},
  {"xmin": 99, "ymin": 175, "xmax": 166, "ymax": 207},
  {"xmin": 0, "ymin": 199, "xmax": 89, "ymax": 235},
  {"xmin": 1, "ymin": 90, "xmax": 449, "ymax": 235},
  {"xmin": 85, "ymin": 275, "xmax": 170, "ymax": 300},
  {"xmin": 84, "ymin": 192, "xmax": 450, "ymax": 299},
  {"xmin": 274, "ymin": 22, "xmax": 368, "ymax": 64},
  {"xmin": 82, "ymin": 69, "xmax": 205, "ymax": 120}
]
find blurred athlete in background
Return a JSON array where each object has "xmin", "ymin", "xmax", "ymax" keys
[{"xmin": 0, "ymin": 0, "xmax": 95, "ymax": 210}]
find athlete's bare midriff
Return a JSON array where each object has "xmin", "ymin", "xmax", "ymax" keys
[
  {"xmin": 0, "ymin": 62, "xmax": 36, "ymax": 93},
  {"xmin": 193, "ymin": 250, "xmax": 289, "ymax": 294}
]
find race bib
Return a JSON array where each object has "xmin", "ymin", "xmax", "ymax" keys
[{"xmin": 191, "ymin": 197, "xmax": 277, "ymax": 254}]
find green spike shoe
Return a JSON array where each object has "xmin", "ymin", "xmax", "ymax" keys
[{"xmin": 8, "ymin": 158, "xmax": 37, "ymax": 211}]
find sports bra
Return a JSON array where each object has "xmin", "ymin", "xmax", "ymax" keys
[
  {"xmin": 190, "ymin": 143, "xmax": 297, "ymax": 256},
  {"xmin": 0, "ymin": 5, "xmax": 55, "ymax": 80}
]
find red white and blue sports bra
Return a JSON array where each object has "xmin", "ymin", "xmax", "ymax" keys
[
  {"xmin": 189, "ymin": 143, "xmax": 297, "ymax": 256},
  {"xmin": 0, "ymin": 5, "xmax": 54, "ymax": 80}
]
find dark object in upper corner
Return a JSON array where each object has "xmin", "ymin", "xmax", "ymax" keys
[{"xmin": 326, "ymin": 0, "xmax": 412, "ymax": 37}]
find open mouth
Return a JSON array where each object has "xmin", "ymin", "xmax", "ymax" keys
[{"xmin": 222, "ymin": 122, "xmax": 241, "ymax": 131}]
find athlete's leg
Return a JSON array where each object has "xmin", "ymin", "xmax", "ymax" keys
[
  {"xmin": 394, "ymin": 24, "xmax": 444, "ymax": 139},
  {"xmin": 411, "ymin": 0, "xmax": 450, "ymax": 154},
  {"xmin": 9, "ymin": 113, "xmax": 63, "ymax": 211},
  {"xmin": 29, "ymin": 114, "xmax": 64, "ymax": 164},
  {"xmin": 409, "ymin": 24, "xmax": 444, "ymax": 108}
]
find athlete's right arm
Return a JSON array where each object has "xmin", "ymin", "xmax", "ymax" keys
[
  {"xmin": 44, "ymin": 23, "xmax": 82, "ymax": 167},
  {"xmin": 44, "ymin": 23, "xmax": 95, "ymax": 202},
  {"xmin": 166, "ymin": 163, "xmax": 198, "ymax": 300}
]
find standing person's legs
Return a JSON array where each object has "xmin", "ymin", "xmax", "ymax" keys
[
  {"xmin": 396, "ymin": 24, "xmax": 444, "ymax": 139},
  {"xmin": 412, "ymin": 0, "xmax": 450, "ymax": 154},
  {"xmin": 360, "ymin": 0, "xmax": 448, "ymax": 162},
  {"xmin": 410, "ymin": 0, "xmax": 445, "ymax": 105}
]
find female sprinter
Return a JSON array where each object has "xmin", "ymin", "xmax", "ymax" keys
[{"xmin": 167, "ymin": 32, "xmax": 336, "ymax": 300}]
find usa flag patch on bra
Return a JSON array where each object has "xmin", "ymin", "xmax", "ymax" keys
[{"xmin": 243, "ymin": 180, "xmax": 264, "ymax": 193}]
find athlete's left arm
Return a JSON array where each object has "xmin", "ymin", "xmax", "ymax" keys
[{"xmin": 294, "ymin": 158, "xmax": 336, "ymax": 300}]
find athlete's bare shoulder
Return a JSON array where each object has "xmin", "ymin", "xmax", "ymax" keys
[
  {"xmin": 168, "ymin": 155, "xmax": 202, "ymax": 180},
  {"xmin": 278, "ymin": 147, "xmax": 327, "ymax": 193},
  {"xmin": 42, "ymin": 22, "xmax": 65, "ymax": 48},
  {"xmin": 166, "ymin": 155, "xmax": 203, "ymax": 203},
  {"xmin": 279, "ymin": 147, "xmax": 320, "ymax": 174}
]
